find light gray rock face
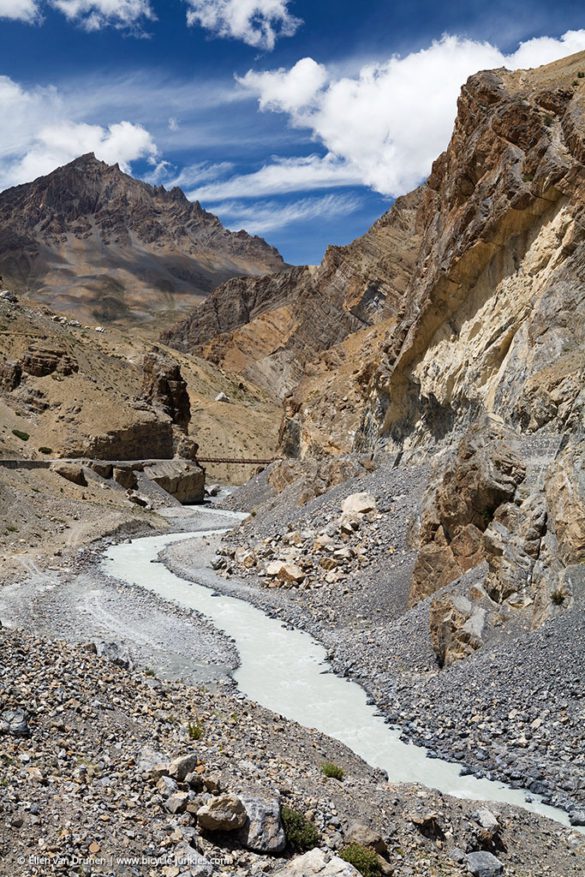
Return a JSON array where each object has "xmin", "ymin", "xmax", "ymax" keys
[
  {"xmin": 466, "ymin": 850, "xmax": 504, "ymax": 877},
  {"xmin": 238, "ymin": 792, "xmax": 286, "ymax": 853},
  {"xmin": 277, "ymin": 848, "xmax": 361, "ymax": 876},
  {"xmin": 197, "ymin": 794, "xmax": 247, "ymax": 832}
]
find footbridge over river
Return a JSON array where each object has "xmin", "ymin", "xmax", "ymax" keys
[{"xmin": 0, "ymin": 456, "xmax": 280, "ymax": 471}]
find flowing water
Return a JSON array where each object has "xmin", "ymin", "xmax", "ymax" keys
[{"xmin": 103, "ymin": 509, "xmax": 577, "ymax": 830}]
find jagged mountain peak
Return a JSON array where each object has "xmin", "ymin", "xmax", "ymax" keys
[{"xmin": 0, "ymin": 154, "xmax": 285, "ymax": 331}]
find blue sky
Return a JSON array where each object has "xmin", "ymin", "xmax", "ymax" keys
[{"xmin": 0, "ymin": 1, "xmax": 584, "ymax": 264}]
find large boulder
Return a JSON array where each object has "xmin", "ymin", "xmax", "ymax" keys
[
  {"xmin": 168, "ymin": 753, "xmax": 198, "ymax": 782},
  {"xmin": 144, "ymin": 460, "xmax": 205, "ymax": 504},
  {"xmin": 113, "ymin": 466, "xmax": 138, "ymax": 490},
  {"xmin": 51, "ymin": 462, "xmax": 87, "ymax": 487},
  {"xmin": 196, "ymin": 794, "xmax": 247, "ymax": 832},
  {"xmin": 237, "ymin": 791, "xmax": 286, "ymax": 853},
  {"xmin": 341, "ymin": 492, "xmax": 377, "ymax": 515},
  {"xmin": 277, "ymin": 848, "xmax": 361, "ymax": 876},
  {"xmin": 465, "ymin": 850, "xmax": 504, "ymax": 877}
]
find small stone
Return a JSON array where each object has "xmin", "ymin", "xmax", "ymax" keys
[
  {"xmin": 166, "ymin": 792, "xmax": 189, "ymax": 814},
  {"xmin": 169, "ymin": 753, "xmax": 198, "ymax": 782}
]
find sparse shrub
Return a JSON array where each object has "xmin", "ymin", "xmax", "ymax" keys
[
  {"xmin": 339, "ymin": 843, "xmax": 382, "ymax": 877},
  {"xmin": 143, "ymin": 667, "xmax": 155, "ymax": 677},
  {"xmin": 578, "ymin": 71, "xmax": 585, "ymax": 78},
  {"xmin": 480, "ymin": 508, "xmax": 493, "ymax": 528},
  {"xmin": 551, "ymin": 589, "xmax": 566, "ymax": 606},
  {"xmin": 321, "ymin": 761, "xmax": 344, "ymax": 780},
  {"xmin": 12, "ymin": 429, "xmax": 29, "ymax": 442},
  {"xmin": 38, "ymin": 447, "xmax": 53, "ymax": 455},
  {"xmin": 188, "ymin": 721, "xmax": 203, "ymax": 741},
  {"xmin": 281, "ymin": 805, "xmax": 320, "ymax": 852},
  {"xmin": 544, "ymin": 115, "xmax": 553, "ymax": 127}
]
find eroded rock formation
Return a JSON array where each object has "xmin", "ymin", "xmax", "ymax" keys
[{"xmin": 142, "ymin": 349, "xmax": 191, "ymax": 433}]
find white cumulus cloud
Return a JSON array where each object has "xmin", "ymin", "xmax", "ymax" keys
[
  {"xmin": 185, "ymin": 0, "xmax": 301, "ymax": 50},
  {"xmin": 231, "ymin": 29, "xmax": 585, "ymax": 199},
  {"xmin": 0, "ymin": 0, "xmax": 40, "ymax": 21},
  {"xmin": 49, "ymin": 0, "xmax": 154, "ymax": 30},
  {"xmin": 0, "ymin": 74, "xmax": 158, "ymax": 189}
]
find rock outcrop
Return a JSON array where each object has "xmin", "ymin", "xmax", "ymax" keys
[
  {"xmin": 143, "ymin": 460, "xmax": 205, "ymax": 504},
  {"xmin": 142, "ymin": 349, "xmax": 191, "ymax": 433},
  {"xmin": 21, "ymin": 344, "xmax": 79, "ymax": 378},
  {"xmin": 409, "ymin": 420, "xmax": 526, "ymax": 606},
  {"xmin": 0, "ymin": 153, "xmax": 284, "ymax": 332},
  {"xmin": 355, "ymin": 56, "xmax": 585, "ymax": 455},
  {"xmin": 163, "ymin": 189, "xmax": 423, "ymax": 401}
]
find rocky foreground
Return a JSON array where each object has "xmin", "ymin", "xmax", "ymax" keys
[
  {"xmin": 1, "ymin": 626, "xmax": 584, "ymax": 877},
  {"xmin": 161, "ymin": 426, "xmax": 584, "ymax": 823}
]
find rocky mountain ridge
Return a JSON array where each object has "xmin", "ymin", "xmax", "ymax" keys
[
  {"xmin": 163, "ymin": 189, "xmax": 423, "ymax": 400},
  {"xmin": 0, "ymin": 154, "xmax": 284, "ymax": 332},
  {"xmin": 164, "ymin": 52, "xmax": 585, "ymax": 464}
]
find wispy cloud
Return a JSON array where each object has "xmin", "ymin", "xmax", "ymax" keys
[
  {"xmin": 143, "ymin": 159, "xmax": 235, "ymax": 188},
  {"xmin": 185, "ymin": 0, "xmax": 301, "ymax": 50},
  {"xmin": 189, "ymin": 153, "xmax": 363, "ymax": 201},
  {"xmin": 213, "ymin": 193, "xmax": 362, "ymax": 234}
]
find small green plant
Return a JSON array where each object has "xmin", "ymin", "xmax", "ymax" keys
[
  {"xmin": 543, "ymin": 115, "xmax": 553, "ymax": 127},
  {"xmin": 578, "ymin": 71, "xmax": 585, "ymax": 78},
  {"xmin": 321, "ymin": 761, "xmax": 345, "ymax": 780},
  {"xmin": 188, "ymin": 721, "xmax": 204, "ymax": 741},
  {"xmin": 339, "ymin": 844, "xmax": 382, "ymax": 877},
  {"xmin": 480, "ymin": 508, "xmax": 493, "ymax": 528},
  {"xmin": 551, "ymin": 589, "xmax": 566, "ymax": 606},
  {"xmin": 12, "ymin": 429, "xmax": 29, "ymax": 442},
  {"xmin": 281, "ymin": 805, "xmax": 320, "ymax": 853},
  {"xmin": 5, "ymin": 525, "xmax": 17, "ymax": 534},
  {"xmin": 143, "ymin": 667, "xmax": 155, "ymax": 677},
  {"xmin": 38, "ymin": 446, "xmax": 53, "ymax": 455}
]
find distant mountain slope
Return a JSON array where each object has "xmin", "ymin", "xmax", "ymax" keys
[
  {"xmin": 0, "ymin": 154, "xmax": 285, "ymax": 332},
  {"xmin": 162, "ymin": 188, "xmax": 424, "ymax": 398}
]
